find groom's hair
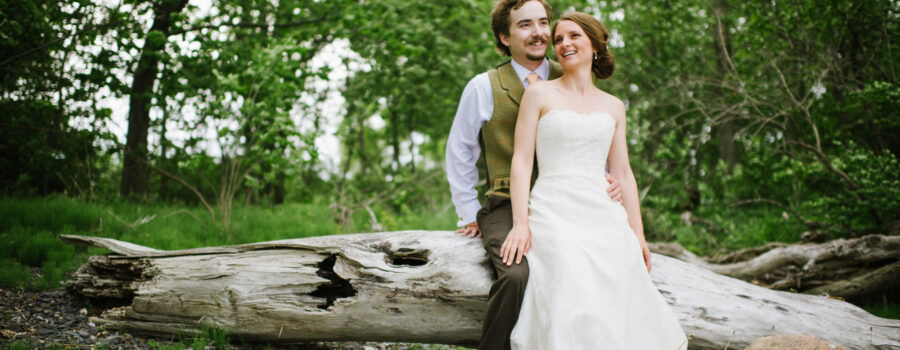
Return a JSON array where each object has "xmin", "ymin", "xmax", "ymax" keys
[{"xmin": 491, "ymin": 0, "xmax": 553, "ymax": 56}]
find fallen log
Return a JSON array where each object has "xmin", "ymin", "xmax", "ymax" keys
[
  {"xmin": 650, "ymin": 235, "xmax": 900, "ymax": 300},
  {"xmin": 62, "ymin": 231, "xmax": 900, "ymax": 349}
]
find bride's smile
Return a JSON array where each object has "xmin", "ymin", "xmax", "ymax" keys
[{"xmin": 553, "ymin": 20, "xmax": 594, "ymax": 66}]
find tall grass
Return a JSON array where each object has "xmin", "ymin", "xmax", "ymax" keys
[{"xmin": 643, "ymin": 205, "xmax": 807, "ymax": 256}]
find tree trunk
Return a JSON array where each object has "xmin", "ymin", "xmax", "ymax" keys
[
  {"xmin": 712, "ymin": 0, "xmax": 737, "ymax": 174},
  {"xmin": 389, "ymin": 110, "xmax": 401, "ymax": 173},
  {"xmin": 62, "ymin": 232, "xmax": 900, "ymax": 349},
  {"xmin": 120, "ymin": 0, "xmax": 188, "ymax": 198}
]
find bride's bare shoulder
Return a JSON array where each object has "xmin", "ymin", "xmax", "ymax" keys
[
  {"xmin": 592, "ymin": 89, "xmax": 626, "ymax": 120},
  {"xmin": 526, "ymin": 79, "xmax": 557, "ymax": 96},
  {"xmin": 523, "ymin": 80, "xmax": 561, "ymax": 105}
]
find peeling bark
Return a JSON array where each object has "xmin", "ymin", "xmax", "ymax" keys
[{"xmin": 62, "ymin": 232, "xmax": 900, "ymax": 349}]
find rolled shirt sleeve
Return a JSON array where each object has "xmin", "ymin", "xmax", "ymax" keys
[{"xmin": 446, "ymin": 72, "xmax": 493, "ymax": 227}]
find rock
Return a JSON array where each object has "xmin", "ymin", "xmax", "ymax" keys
[
  {"xmin": 101, "ymin": 334, "xmax": 121, "ymax": 344},
  {"xmin": 745, "ymin": 334, "xmax": 848, "ymax": 350}
]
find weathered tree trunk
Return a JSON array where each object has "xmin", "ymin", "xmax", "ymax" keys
[
  {"xmin": 62, "ymin": 232, "xmax": 900, "ymax": 349},
  {"xmin": 651, "ymin": 234, "xmax": 900, "ymax": 300}
]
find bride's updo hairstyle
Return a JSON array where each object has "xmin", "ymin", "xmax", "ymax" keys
[{"xmin": 552, "ymin": 12, "xmax": 614, "ymax": 80}]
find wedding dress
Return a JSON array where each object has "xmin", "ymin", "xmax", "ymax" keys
[{"xmin": 509, "ymin": 110, "xmax": 688, "ymax": 349}]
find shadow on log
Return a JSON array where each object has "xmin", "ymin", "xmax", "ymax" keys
[{"xmin": 62, "ymin": 231, "xmax": 900, "ymax": 349}]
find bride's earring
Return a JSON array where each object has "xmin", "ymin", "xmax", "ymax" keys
[{"xmin": 593, "ymin": 52, "xmax": 599, "ymax": 61}]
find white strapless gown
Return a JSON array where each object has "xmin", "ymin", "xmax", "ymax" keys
[{"xmin": 509, "ymin": 110, "xmax": 688, "ymax": 350}]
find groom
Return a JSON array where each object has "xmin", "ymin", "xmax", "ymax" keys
[{"xmin": 445, "ymin": 1, "xmax": 622, "ymax": 349}]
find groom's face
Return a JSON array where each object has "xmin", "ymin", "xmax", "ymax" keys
[{"xmin": 500, "ymin": 1, "xmax": 551, "ymax": 64}]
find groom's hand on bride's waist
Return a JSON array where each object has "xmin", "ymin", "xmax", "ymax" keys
[
  {"xmin": 606, "ymin": 174, "xmax": 624, "ymax": 204},
  {"xmin": 456, "ymin": 221, "xmax": 482, "ymax": 238}
]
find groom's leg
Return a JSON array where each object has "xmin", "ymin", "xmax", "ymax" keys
[{"xmin": 477, "ymin": 196, "xmax": 529, "ymax": 350}]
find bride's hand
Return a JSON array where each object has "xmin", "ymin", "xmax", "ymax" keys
[
  {"xmin": 501, "ymin": 225, "xmax": 532, "ymax": 266},
  {"xmin": 640, "ymin": 241, "xmax": 652, "ymax": 273}
]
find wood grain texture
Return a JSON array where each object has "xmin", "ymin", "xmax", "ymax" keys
[{"xmin": 63, "ymin": 232, "xmax": 900, "ymax": 349}]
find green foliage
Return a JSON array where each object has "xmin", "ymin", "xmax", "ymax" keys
[
  {"xmin": 0, "ymin": 0, "xmax": 897, "ymax": 279},
  {"xmin": 865, "ymin": 301, "xmax": 900, "ymax": 320},
  {"xmin": 799, "ymin": 142, "xmax": 900, "ymax": 233},
  {"xmin": 1, "ymin": 341, "xmax": 32, "ymax": 350},
  {"xmin": 0, "ymin": 100, "xmax": 104, "ymax": 196},
  {"xmin": 1, "ymin": 0, "xmax": 129, "ymax": 197},
  {"xmin": 0, "ymin": 196, "xmax": 118, "ymax": 233},
  {"xmin": 15, "ymin": 231, "xmax": 63, "ymax": 267},
  {"xmin": 0, "ymin": 258, "xmax": 31, "ymax": 290},
  {"xmin": 0, "ymin": 227, "xmax": 77, "ymax": 289},
  {"xmin": 596, "ymin": 0, "xmax": 900, "ymax": 239},
  {"xmin": 201, "ymin": 324, "xmax": 230, "ymax": 348}
]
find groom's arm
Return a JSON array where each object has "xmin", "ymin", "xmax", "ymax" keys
[{"xmin": 446, "ymin": 73, "xmax": 493, "ymax": 233}]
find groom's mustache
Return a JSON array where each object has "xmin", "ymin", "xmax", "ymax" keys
[{"xmin": 527, "ymin": 35, "xmax": 548, "ymax": 46}]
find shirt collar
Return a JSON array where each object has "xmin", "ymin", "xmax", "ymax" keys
[{"xmin": 510, "ymin": 58, "xmax": 550, "ymax": 86}]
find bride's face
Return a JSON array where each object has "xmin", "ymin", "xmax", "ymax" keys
[{"xmin": 553, "ymin": 20, "xmax": 594, "ymax": 68}]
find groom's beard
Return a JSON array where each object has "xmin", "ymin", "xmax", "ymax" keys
[
  {"xmin": 526, "ymin": 53, "xmax": 546, "ymax": 61},
  {"xmin": 525, "ymin": 35, "xmax": 549, "ymax": 62}
]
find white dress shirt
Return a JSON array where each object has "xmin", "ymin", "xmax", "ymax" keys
[{"xmin": 446, "ymin": 58, "xmax": 551, "ymax": 226}]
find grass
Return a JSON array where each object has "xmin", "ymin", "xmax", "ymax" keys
[
  {"xmin": 1, "ymin": 341, "xmax": 31, "ymax": 350},
  {"xmin": 859, "ymin": 293, "xmax": 900, "ymax": 320},
  {"xmin": 642, "ymin": 204, "xmax": 808, "ymax": 256},
  {"xmin": 866, "ymin": 303, "xmax": 900, "ymax": 319}
]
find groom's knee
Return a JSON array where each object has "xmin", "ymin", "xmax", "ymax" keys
[{"xmin": 497, "ymin": 261, "xmax": 529, "ymax": 291}]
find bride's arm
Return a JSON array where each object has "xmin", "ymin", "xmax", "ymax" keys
[
  {"xmin": 502, "ymin": 83, "xmax": 547, "ymax": 266},
  {"xmin": 606, "ymin": 99, "xmax": 652, "ymax": 272}
]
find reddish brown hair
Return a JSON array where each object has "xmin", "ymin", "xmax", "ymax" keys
[{"xmin": 552, "ymin": 12, "xmax": 614, "ymax": 80}]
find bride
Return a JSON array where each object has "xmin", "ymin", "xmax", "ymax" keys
[{"xmin": 500, "ymin": 12, "xmax": 689, "ymax": 349}]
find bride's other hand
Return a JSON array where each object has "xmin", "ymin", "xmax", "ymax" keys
[
  {"xmin": 606, "ymin": 174, "xmax": 623, "ymax": 204},
  {"xmin": 640, "ymin": 241, "xmax": 652, "ymax": 273},
  {"xmin": 501, "ymin": 225, "xmax": 532, "ymax": 266},
  {"xmin": 455, "ymin": 221, "xmax": 482, "ymax": 238}
]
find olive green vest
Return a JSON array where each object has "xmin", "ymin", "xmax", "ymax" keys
[{"xmin": 480, "ymin": 60, "xmax": 563, "ymax": 198}]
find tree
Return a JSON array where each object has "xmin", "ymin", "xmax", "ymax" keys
[
  {"xmin": 606, "ymin": 0, "xmax": 899, "ymax": 234},
  {"xmin": 120, "ymin": 0, "xmax": 190, "ymax": 198},
  {"xmin": 0, "ymin": 0, "xmax": 128, "ymax": 197}
]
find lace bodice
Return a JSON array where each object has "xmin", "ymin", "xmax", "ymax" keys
[{"xmin": 535, "ymin": 109, "xmax": 616, "ymax": 179}]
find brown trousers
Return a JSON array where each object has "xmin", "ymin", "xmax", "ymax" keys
[{"xmin": 476, "ymin": 195, "xmax": 529, "ymax": 350}]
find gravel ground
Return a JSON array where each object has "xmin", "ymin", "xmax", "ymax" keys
[{"xmin": 0, "ymin": 287, "xmax": 465, "ymax": 349}]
